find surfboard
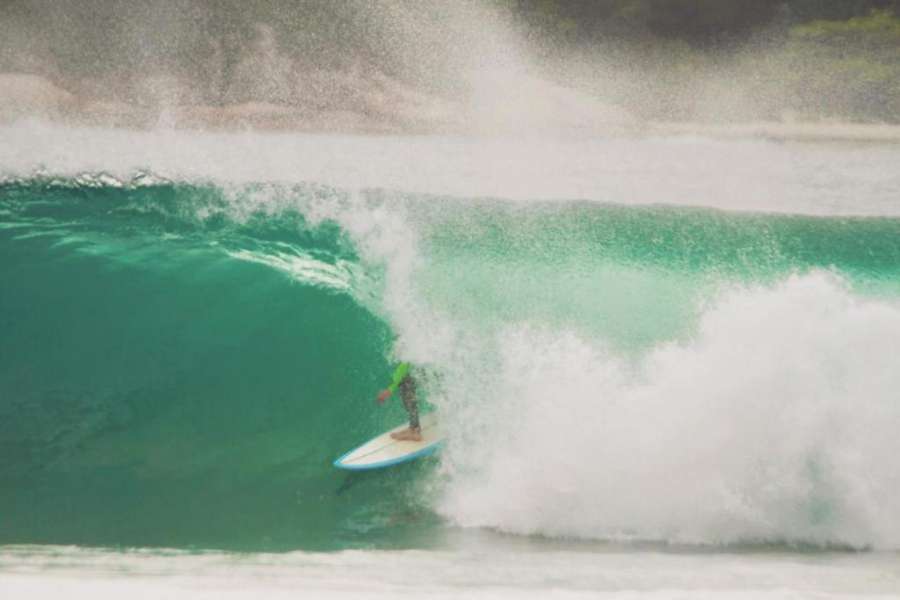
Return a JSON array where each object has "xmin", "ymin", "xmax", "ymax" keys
[{"xmin": 333, "ymin": 413, "xmax": 441, "ymax": 470}]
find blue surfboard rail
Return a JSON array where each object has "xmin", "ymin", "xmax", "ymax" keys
[{"xmin": 333, "ymin": 440, "xmax": 443, "ymax": 471}]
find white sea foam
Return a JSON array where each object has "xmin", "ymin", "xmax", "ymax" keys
[
  {"xmin": 1, "ymin": 544, "xmax": 898, "ymax": 599},
  {"xmin": 434, "ymin": 273, "xmax": 900, "ymax": 549}
]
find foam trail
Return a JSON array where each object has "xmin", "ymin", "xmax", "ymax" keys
[{"xmin": 436, "ymin": 273, "xmax": 900, "ymax": 549}]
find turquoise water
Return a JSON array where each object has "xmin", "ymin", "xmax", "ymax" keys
[
  {"xmin": 0, "ymin": 180, "xmax": 432, "ymax": 551},
  {"xmin": 2, "ymin": 173, "xmax": 900, "ymax": 552}
]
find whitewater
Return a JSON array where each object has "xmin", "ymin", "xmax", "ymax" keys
[{"xmin": 2, "ymin": 120, "xmax": 900, "ymax": 598}]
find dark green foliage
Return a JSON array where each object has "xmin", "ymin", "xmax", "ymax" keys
[
  {"xmin": 786, "ymin": 0, "xmax": 900, "ymax": 22},
  {"xmin": 504, "ymin": 0, "xmax": 784, "ymax": 43},
  {"xmin": 510, "ymin": 2, "xmax": 900, "ymax": 121},
  {"xmin": 783, "ymin": 10, "xmax": 900, "ymax": 120},
  {"xmin": 504, "ymin": 0, "xmax": 900, "ymax": 44}
]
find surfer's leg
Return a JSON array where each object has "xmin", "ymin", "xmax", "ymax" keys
[
  {"xmin": 390, "ymin": 376, "xmax": 421, "ymax": 441},
  {"xmin": 399, "ymin": 376, "xmax": 419, "ymax": 431}
]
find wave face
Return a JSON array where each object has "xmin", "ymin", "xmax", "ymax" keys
[
  {"xmin": 0, "ymin": 179, "xmax": 437, "ymax": 551},
  {"xmin": 2, "ymin": 131, "xmax": 900, "ymax": 551}
]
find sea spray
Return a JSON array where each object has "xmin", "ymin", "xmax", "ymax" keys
[
  {"xmin": 4, "ymin": 121, "xmax": 900, "ymax": 215},
  {"xmin": 437, "ymin": 273, "xmax": 900, "ymax": 548}
]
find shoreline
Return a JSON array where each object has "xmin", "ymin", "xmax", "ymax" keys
[
  {"xmin": 647, "ymin": 121, "xmax": 900, "ymax": 144},
  {"xmin": 9, "ymin": 111, "xmax": 900, "ymax": 144}
]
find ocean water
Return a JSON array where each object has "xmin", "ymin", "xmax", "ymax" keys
[{"xmin": 2, "ymin": 120, "xmax": 900, "ymax": 597}]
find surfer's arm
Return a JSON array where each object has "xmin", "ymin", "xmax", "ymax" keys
[{"xmin": 377, "ymin": 362, "xmax": 410, "ymax": 404}]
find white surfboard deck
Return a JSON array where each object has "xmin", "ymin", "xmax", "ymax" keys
[{"xmin": 334, "ymin": 413, "xmax": 441, "ymax": 471}]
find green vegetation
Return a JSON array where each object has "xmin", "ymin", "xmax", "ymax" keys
[
  {"xmin": 504, "ymin": 1, "xmax": 900, "ymax": 122},
  {"xmin": 784, "ymin": 10, "xmax": 900, "ymax": 120},
  {"xmin": 502, "ymin": 0, "xmax": 899, "ymax": 44},
  {"xmin": 500, "ymin": 0, "xmax": 783, "ymax": 44}
]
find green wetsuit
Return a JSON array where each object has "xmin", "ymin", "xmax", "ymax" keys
[{"xmin": 388, "ymin": 362, "xmax": 418, "ymax": 430}]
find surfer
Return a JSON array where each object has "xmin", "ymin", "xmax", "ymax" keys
[{"xmin": 377, "ymin": 362, "xmax": 421, "ymax": 441}]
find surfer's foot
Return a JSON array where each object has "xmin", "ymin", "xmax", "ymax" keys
[{"xmin": 391, "ymin": 428, "xmax": 422, "ymax": 442}]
